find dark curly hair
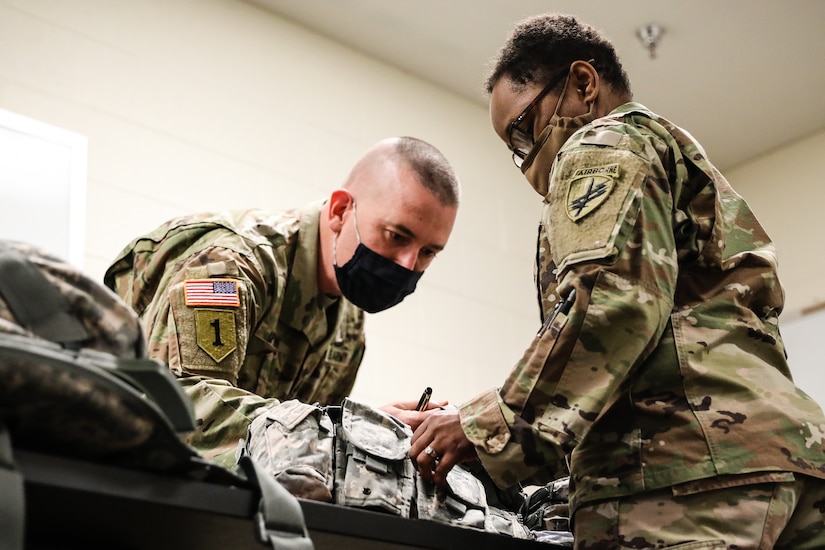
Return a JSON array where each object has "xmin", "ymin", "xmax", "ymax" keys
[{"xmin": 484, "ymin": 13, "xmax": 632, "ymax": 98}]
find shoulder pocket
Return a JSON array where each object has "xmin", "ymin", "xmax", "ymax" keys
[{"xmin": 548, "ymin": 147, "xmax": 648, "ymax": 272}]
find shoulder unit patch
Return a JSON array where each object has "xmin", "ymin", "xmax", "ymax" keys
[{"xmin": 566, "ymin": 163, "xmax": 619, "ymax": 222}]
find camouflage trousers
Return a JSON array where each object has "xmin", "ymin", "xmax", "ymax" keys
[{"xmin": 572, "ymin": 472, "xmax": 825, "ymax": 549}]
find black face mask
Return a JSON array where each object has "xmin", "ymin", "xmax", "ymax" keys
[
  {"xmin": 334, "ymin": 243, "xmax": 422, "ymax": 313},
  {"xmin": 333, "ymin": 201, "xmax": 422, "ymax": 313}
]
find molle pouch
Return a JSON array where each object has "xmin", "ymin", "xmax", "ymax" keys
[
  {"xmin": 244, "ymin": 399, "xmax": 335, "ymax": 502},
  {"xmin": 486, "ymin": 506, "xmax": 532, "ymax": 540},
  {"xmin": 416, "ymin": 465, "xmax": 488, "ymax": 530},
  {"xmin": 521, "ymin": 476, "xmax": 571, "ymax": 532},
  {"xmin": 332, "ymin": 397, "xmax": 415, "ymax": 516}
]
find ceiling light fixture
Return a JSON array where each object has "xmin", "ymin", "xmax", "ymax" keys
[{"xmin": 637, "ymin": 23, "xmax": 664, "ymax": 59}]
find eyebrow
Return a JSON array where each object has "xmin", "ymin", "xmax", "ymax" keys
[{"xmin": 393, "ymin": 223, "xmax": 445, "ymax": 251}]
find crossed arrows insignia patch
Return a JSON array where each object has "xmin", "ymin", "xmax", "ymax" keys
[{"xmin": 566, "ymin": 163, "xmax": 619, "ymax": 221}]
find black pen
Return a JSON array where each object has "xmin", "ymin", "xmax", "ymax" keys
[
  {"xmin": 537, "ymin": 288, "xmax": 576, "ymax": 338},
  {"xmin": 558, "ymin": 288, "xmax": 576, "ymax": 316},
  {"xmin": 416, "ymin": 387, "xmax": 433, "ymax": 411}
]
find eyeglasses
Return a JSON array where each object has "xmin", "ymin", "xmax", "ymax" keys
[{"xmin": 507, "ymin": 69, "xmax": 571, "ymax": 168}]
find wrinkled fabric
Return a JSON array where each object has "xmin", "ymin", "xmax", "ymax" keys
[
  {"xmin": 460, "ymin": 103, "xmax": 825, "ymax": 513},
  {"xmin": 0, "ymin": 240, "xmax": 201, "ymax": 474},
  {"xmin": 105, "ymin": 203, "xmax": 365, "ymax": 467},
  {"xmin": 1, "ymin": 241, "xmax": 143, "ymax": 358},
  {"xmin": 334, "ymin": 398, "xmax": 416, "ymax": 516},
  {"xmin": 573, "ymin": 472, "xmax": 825, "ymax": 549},
  {"xmin": 245, "ymin": 399, "xmax": 335, "ymax": 501}
]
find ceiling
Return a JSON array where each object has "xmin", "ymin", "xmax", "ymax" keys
[{"xmin": 245, "ymin": 0, "xmax": 825, "ymax": 171}]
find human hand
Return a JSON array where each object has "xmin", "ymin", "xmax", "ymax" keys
[
  {"xmin": 379, "ymin": 399, "xmax": 449, "ymax": 431},
  {"xmin": 409, "ymin": 409, "xmax": 477, "ymax": 486}
]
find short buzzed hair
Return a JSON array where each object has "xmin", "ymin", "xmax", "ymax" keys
[
  {"xmin": 485, "ymin": 13, "xmax": 632, "ymax": 98},
  {"xmin": 392, "ymin": 137, "xmax": 461, "ymax": 207}
]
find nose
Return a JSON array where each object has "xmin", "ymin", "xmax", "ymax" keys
[{"xmin": 394, "ymin": 249, "xmax": 419, "ymax": 271}]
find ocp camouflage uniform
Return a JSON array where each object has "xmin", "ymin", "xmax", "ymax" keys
[
  {"xmin": 459, "ymin": 103, "xmax": 825, "ymax": 546},
  {"xmin": 105, "ymin": 202, "xmax": 365, "ymax": 468}
]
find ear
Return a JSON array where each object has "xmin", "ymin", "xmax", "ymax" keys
[
  {"xmin": 570, "ymin": 60, "xmax": 599, "ymax": 105},
  {"xmin": 327, "ymin": 189, "xmax": 353, "ymax": 232}
]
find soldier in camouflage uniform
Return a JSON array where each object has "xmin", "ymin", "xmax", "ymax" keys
[
  {"xmin": 411, "ymin": 14, "xmax": 825, "ymax": 548},
  {"xmin": 106, "ymin": 136, "xmax": 460, "ymax": 473}
]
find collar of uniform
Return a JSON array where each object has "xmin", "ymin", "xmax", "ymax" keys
[
  {"xmin": 282, "ymin": 201, "xmax": 340, "ymax": 344},
  {"xmin": 604, "ymin": 101, "xmax": 653, "ymax": 120}
]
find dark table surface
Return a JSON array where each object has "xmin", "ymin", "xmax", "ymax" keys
[{"xmin": 16, "ymin": 449, "xmax": 563, "ymax": 550}]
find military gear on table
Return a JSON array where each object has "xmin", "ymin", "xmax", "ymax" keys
[
  {"xmin": 239, "ymin": 398, "xmax": 530, "ymax": 539},
  {"xmin": 521, "ymin": 476, "xmax": 571, "ymax": 533},
  {"xmin": 105, "ymin": 203, "xmax": 366, "ymax": 468},
  {"xmin": 416, "ymin": 464, "xmax": 530, "ymax": 539},
  {"xmin": 333, "ymin": 397, "xmax": 416, "ymax": 516},
  {"xmin": 0, "ymin": 241, "xmax": 196, "ymax": 470},
  {"xmin": 0, "ymin": 240, "xmax": 196, "ymax": 550},
  {"xmin": 416, "ymin": 464, "xmax": 488, "ymax": 529},
  {"xmin": 0, "ymin": 240, "xmax": 315, "ymax": 550},
  {"xmin": 244, "ymin": 399, "xmax": 335, "ymax": 502},
  {"xmin": 459, "ymin": 102, "xmax": 825, "ymax": 515}
]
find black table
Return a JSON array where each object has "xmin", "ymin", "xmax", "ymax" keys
[{"xmin": 16, "ymin": 449, "xmax": 562, "ymax": 550}]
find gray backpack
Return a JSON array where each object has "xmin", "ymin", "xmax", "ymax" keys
[{"xmin": 0, "ymin": 241, "xmax": 313, "ymax": 550}]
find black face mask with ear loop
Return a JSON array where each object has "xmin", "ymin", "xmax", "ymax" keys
[
  {"xmin": 332, "ymin": 199, "xmax": 423, "ymax": 313},
  {"xmin": 334, "ymin": 243, "xmax": 423, "ymax": 313}
]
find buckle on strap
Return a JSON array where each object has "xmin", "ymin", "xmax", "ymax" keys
[{"xmin": 238, "ymin": 455, "xmax": 314, "ymax": 549}]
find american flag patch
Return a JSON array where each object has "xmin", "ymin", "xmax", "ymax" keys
[{"xmin": 184, "ymin": 279, "xmax": 240, "ymax": 307}]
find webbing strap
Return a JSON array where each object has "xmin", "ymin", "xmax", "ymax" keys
[
  {"xmin": 0, "ymin": 421, "xmax": 24, "ymax": 550},
  {"xmin": 238, "ymin": 454, "xmax": 314, "ymax": 550},
  {"xmin": 0, "ymin": 244, "xmax": 88, "ymax": 346}
]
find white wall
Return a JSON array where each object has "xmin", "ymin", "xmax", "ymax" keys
[
  {"xmin": 1, "ymin": 0, "xmax": 822, "ymax": 409},
  {"xmin": 779, "ymin": 307, "xmax": 825, "ymax": 409},
  {"xmin": 727, "ymin": 129, "xmax": 825, "ymax": 321}
]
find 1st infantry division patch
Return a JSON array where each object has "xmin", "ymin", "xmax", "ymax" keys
[{"xmin": 566, "ymin": 163, "xmax": 618, "ymax": 221}]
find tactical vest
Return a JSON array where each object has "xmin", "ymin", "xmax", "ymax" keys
[{"xmin": 242, "ymin": 396, "xmax": 530, "ymax": 539}]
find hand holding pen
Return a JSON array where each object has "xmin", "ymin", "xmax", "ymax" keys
[{"xmin": 378, "ymin": 386, "xmax": 447, "ymax": 430}]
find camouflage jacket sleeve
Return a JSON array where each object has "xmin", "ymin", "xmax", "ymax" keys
[
  {"xmin": 105, "ymin": 216, "xmax": 288, "ymax": 468},
  {"xmin": 105, "ymin": 206, "xmax": 366, "ymax": 468},
  {"xmin": 461, "ymin": 114, "xmax": 677, "ymax": 488}
]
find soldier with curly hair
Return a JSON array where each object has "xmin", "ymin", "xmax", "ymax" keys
[{"xmin": 411, "ymin": 13, "xmax": 825, "ymax": 548}]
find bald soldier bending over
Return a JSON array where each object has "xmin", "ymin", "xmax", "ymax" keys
[{"xmin": 105, "ymin": 136, "xmax": 460, "ymax": 470}]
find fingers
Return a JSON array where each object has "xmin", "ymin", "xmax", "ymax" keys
[
  {"xmin": 380, "ymin": 399, "xmax": 449, "ymax": 411},
  {"xmin": 409, "ymin": 412, "xmax": 461, "ymax": 485},
  {"xmin": 411, "ymin": 439, "xmax": 451, "ymax": 485}
]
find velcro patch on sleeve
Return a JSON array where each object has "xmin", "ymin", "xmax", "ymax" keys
[
  {"xmin": 184, "ymin": 279, "xmax": 240, "ymax": 307},
  {"xmin": 194, "ymin": 309, "xmax": 237, "ymax": 363},
  {"xmin": 546, "ymin": 148, "xmax": 648, "ymax": 272},
  {"xmin": 170, "ymin": 275, "xmax": 249, "ymax": 379}
]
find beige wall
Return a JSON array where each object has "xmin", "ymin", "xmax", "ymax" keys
[
  {"xmin": 1, "ymin": 0, "xmax": 822, "ymax": 409},
  {"xmin": 726, "ymin": 129, "xmax": 825, "ymax": 320}
]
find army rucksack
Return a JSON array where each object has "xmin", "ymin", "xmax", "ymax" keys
[{"xmin": 0, "ymin": 240, "xmax": 313, "ymax": 550}]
